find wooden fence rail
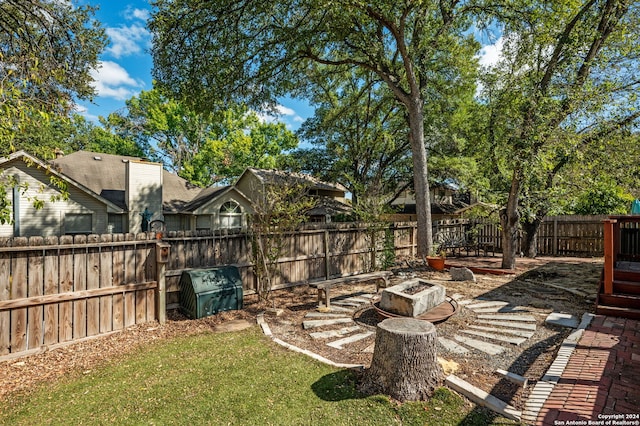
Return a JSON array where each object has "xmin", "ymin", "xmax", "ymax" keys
[
  {"xmin": 0, "ymin": 234, "xmax": 158, "ymax": 359},
  {"xmin": 0, "ymin": 215, "xmax": 609, "ymax": 359}
]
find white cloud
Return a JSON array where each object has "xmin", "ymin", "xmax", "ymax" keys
[
  {"xmin": 105, "ymin": 24, "xmax": 150, "ymax": 58},
  {"xmin": 478, "ymin": 37, "xmax": 504, "ymax": 68},
  {"xmin": 90, "ymin": 61, "xmax": 142, "ymax": 100},
  {"xmin": 127, "ymin": 7, "xmax": 150, "ymax": 21},
  {"xmin": 275, "ymin": 104, "xmax": 304, "ymax": 123},
  {"xmin": 73, "ymin": 103, "xmax": 100, "ymax": 122},
  {"xmin": 276, "ymin": 105, "xmax": 295, "ymax": 116}
]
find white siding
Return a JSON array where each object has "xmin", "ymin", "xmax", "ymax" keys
[
  {"xmin": 1, "ymin": 163, "xmax": 110, "ymax": 237},
  {"xmin": 126, "ymin": 160, "xmax": 163, "ymax": 233}
]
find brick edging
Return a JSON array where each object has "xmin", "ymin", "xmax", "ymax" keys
[{"xmin": 521, "ymin": 313, "xmax": 595, "ymax": 424}]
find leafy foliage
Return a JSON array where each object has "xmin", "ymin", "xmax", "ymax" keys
[
  {"xmin": 476, "ymin": 0, "xmax": 640, "ymax": 265},
  {"xmin": 150, "ymin": 0, "xmax": 481, "ymax": 256},
  {"xmin": 572, "ymin": 177, "xmax": 634, "ymax": 215},
  {"xmin": 294, "ymin": 68, "xmax": 412, "ymax": 207},
  {"xmin": 247, "ymin": 180, "xmax": 315, "ymax": 303},
  {"xmin": 0, "ymin": 0, "xmax": 106, "ymax": 144},
  {"xmin": 105, "ymin": 88, "xmax": 298, "ymax": 186}
]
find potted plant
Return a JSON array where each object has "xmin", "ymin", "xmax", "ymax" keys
[{"xmin": 426, "ymin": 246, "xmax": 446, "ymax": 271}]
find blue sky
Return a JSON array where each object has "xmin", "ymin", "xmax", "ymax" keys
[
  {"xmin": 76, "ymin": 1, "xmax": 310, "ymax": 130},
  {"xmin": 76, "ymin": 2, "xmax": 502, "ymax": 131}
]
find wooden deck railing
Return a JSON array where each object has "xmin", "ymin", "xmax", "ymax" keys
[{"xmin": 602, "ymin": 215, "xmax": 640, "ymax": 295}]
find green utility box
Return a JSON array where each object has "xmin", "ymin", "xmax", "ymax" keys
[{"xmin": 179, "ymin": 266, "xmax": 243, "ymax": 319}]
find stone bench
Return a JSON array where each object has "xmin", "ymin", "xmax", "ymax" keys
[{"xmin": 308, "ymin": 271, "xmax": 393, "ymax": 309}]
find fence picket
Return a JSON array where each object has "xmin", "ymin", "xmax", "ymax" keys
[
  {"xmin": 0, "ymin": 248, "xmax": 10, "ymax": 355},
  {"xmin": 27, "ymin": 236, "xmax": 44, "ymax": 349},
  {"xmin": 11, "ymin": 237, "xmax": 28, "ymax": 353},
  {"xmin": 43, "ymin": 236, "xmax": 60, "ymax": 346},
  {"xmin": 112, "ymin": 234, "xmax": 125, "ymax": 331},
  {"xmin": 86, "ymin": 235, "xmax": 100, "ymax": 337},
  {"xmin": 99, "ymin": 234, "xmax": 114, "ymax": 334},
  {"xmin": 124, "ymin": 235, "xmax": 137, "ymax": 327},
  {"xmin": 59, "ymin": 236, "xmax": 73, "ymax": 342},
  {"xmin": 73, "ymin": 235, "xmax": 87, "ymax": 339}
]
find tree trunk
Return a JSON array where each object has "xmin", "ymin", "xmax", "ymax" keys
[
  {"xmin": 501, "ymin": 171, "xmax": 521, "ymax": 269},
  {"xmin": 359, "ymin": 317, "xmax": 443, "ymax": 402},
  {"xmin": 407, "ymin": 101, "xmax": 433, "ymax": 258},
  {"xmin": 522, "ymin": 217, "xmax": 543, "ymax": 258}
]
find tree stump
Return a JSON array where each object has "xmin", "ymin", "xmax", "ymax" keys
[{"xmin": 359, "ymin": 317, "xmax": 443, "ymax": 401}]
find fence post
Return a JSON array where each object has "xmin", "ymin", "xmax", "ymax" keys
[
  {"xmin": 603, "ymin": 219, "xmax": 615, "ymax": 295},
  {"xmin": 156, "ymin": 242, "xmax": 171, "ymax": 324},
  {"xmin": 324, "ymin": 230, "xmax": 330, "ymax": 280},
  {"xmin": 553, "ymin": 218, "xmax": 558, "ymax": 256}
]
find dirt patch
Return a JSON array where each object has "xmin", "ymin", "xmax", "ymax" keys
[{"xmin": 0, "ymin": 256, "xmax": 603, "ymax": 411}]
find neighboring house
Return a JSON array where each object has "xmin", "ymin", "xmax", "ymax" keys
[
  {"xmin": 390, "ymin": 181, "xmax": 474, "ymax": 221},
  {"xmin": 234, "ymin": 168, "xmax": 352, "ymax": 223},
  {"xmin": 0, "ymin": 151, "xmax": 125, "ymax": 237},
  {"xmin": 177, "ymin": 185, "xmax": 254, "ymax": 231},
  {"xmin": 52, "ymin": 151, "xmax": 255, "ymax": 234},
  {"xmin": 1, "ymin": 151, "xmax": 351, "ymax": 238},
  {"xmin": 51, "ymin": 150, "xmax": 201, "ymax": 234}
]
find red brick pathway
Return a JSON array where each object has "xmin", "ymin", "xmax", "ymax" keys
[{"xmin": 536, "ymin": 316, "xmax": 640, "ymax": 425}]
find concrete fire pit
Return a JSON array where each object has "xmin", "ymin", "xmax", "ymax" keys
[{"xmin": 380, "ymin": 279, "xmax": 446, "ymax": 317}]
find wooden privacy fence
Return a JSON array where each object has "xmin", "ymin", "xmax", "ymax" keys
[
  {"xmin": 430, "ymin": 215, "xmax": 608, "ymax": 257},
  {"xmin": 163, "ymin": 224, "xmax": 401, "ymax": 308},
  {"xmin": 536, "ymin": 215, "xmax": 608, "ymax": 256},
  {"xmin": 0, "ymin": 234, "xmax": 159, "ymax": 359},
  {"xmin": 0, "ymin": 215, "xmax": 610, "ymax": 359}
]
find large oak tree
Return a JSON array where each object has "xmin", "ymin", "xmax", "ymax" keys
[
  {"xmin": 477, "ymin": 0, "xmax": 639, "ymax": 267},
  {"xmin": 150, "ymin": 0, "xmax": 479, "ymax": 257}
]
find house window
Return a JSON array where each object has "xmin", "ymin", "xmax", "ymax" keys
[
  {"xmin": 220, "ymin": 201, "xmax": 242, "ymax": 229},
  {"xmin": 108, "ymin": 214, "xmax": 124, "ymax": 233},
  {"xmin": 196, "ymin": 215, "xmax": 211, "ymax": 231},
  {"xmin": 65, "ymin": 213, "xmax": 92, "ymax": 235}
]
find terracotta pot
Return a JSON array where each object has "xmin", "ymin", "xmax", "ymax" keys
[{"xmin": 426, "ymin": 256, "xmax": 446, "ymax": 271}]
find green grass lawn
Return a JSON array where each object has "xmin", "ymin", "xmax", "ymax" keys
[{"xmin": 1, "ymin": 327, "xmax": 514, "ymax": 425}]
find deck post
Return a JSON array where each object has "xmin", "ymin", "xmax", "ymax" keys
[{"xmin": 603, "ymin": 219, "xmax": 616, "ymax": 295}]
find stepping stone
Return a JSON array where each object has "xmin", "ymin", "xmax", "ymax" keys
[
  {"xmin": 438, "ymin": 337, "xmax": 470, "ymax": 354},
  {"xmin": 545, "ymin": 312, "xmax": 579, "ymax": 329},
  {"xmin": 305, "ymin": 312, "xmax": 349, "ymax": 318},
  {"xmin": 465, "ymin": 301, "xmax": 509, "ymax": 310},
  {"xmin": 302, "ymin": 318, "xmax": 354, "ymax": 329},
  {"xmin": 212, "ymin": 319, "xmax": 253, "ymax": 333},
  {"xmin": 472, "ymin": 306, "xmax": 529, "ymax": 314},
  {"xmin": 342, "ymin": 297, "xmax": 371, "ymax": 304},
  {"xmin": 468, "ymin": 325, "xmax": 535, "ymax": 338},
  {"xmin": 461, "ymin": 329, "xmax": 527, "ymax": 345},
  {"xmin": 309, "ymin": 325, "xmax": 361, "ymax": 339},
  {"xmin": 454, "ymin": 335, "xmax": 505, "ymax": 355},
  {"xmin": 325, "ymin": 305, "xmax": 355, "ymax": 313},
  {"xmin": 331, "ymin": 300, "xmax": 364, "ymax": 307},
  {"xmin": 476, "ymin": 320, "xmax": 537, "ymax": 331},
  {"xmin": 355, "ymin": 293, "xmax": 376, "ymax": 299},
  {"xmin": 477, "ymin": 314, "xmax": 536, "ymax": 322},
  {"xmin": 327, "ymin": 331, "xmax": 373, "ymax": 349}
]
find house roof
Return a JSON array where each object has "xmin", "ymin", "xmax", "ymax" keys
[
  {"xmin": 242, "ymin": 168, "xmax": 348, "ymax": 193},
  {"xmin": 51, "ymin": 151, "xmax": 202, "ymax": 212},
  {"xmin": 181, "ymin": 185, "xmax": 253, "ymax": 214},
  {"xmin": 1, "ymin": 151, "xmax": 124, "ymax": 213},
  {"xmin": 306, "ymin": 197, "xmax": 352, "ymax": 217}
]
